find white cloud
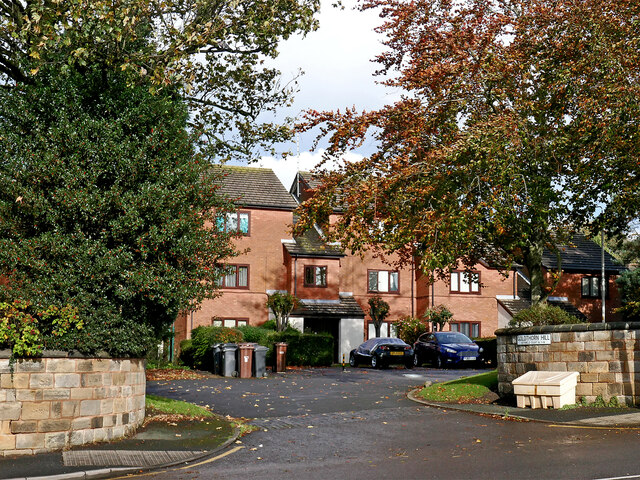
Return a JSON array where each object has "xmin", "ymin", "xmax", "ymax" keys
[{"xmin": 258, "ymin": 149, "xmax": 364, "ymax": 190}]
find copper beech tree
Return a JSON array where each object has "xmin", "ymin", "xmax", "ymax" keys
[{"xmin": 295, "ymin": 0, "xmax": 640, "ymax": 304}]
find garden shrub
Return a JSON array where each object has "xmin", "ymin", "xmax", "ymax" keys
[
  {"xmin": 188, "ymin": 326, "xmax": 243, "ymax": 370},
  {"xmin": 261, "ymin": 319, "xmax": 277, "ymax": 331},
  {"xmin": 509, "ymin": 304, "xmax": 582, "ymax": 327},
  {"xmin": 0, "ymin": 300, "xmax": 82, "ymax": 364},
  {"xmin": 179, "ymin": 339, "xmax": 195, "ymax": 367},
  {"xmin": 235, "ymin": 325, "xmax": 272, "ymax": 345},
  {"xmin": 267, "ymin": 330, "xmax": 333, "ymax": 367},
  {"xmin": 395, "ymin": 316, "xmax": 430, "ymax": 346}
]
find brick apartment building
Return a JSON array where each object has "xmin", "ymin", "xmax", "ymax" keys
[{"xmin": 173, "ymin": 167, "xmax": 625, "ymax": 362}]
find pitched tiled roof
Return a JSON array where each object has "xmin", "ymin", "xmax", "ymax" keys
[
  {"xmin": 292, "ymin": 171, "xmax": 344, "ymax": 212},
  {"xmin": 542, "ymin": 234, "xmax": 625, "ymax": 274},
  {"xmin": 215, "ymin": 166, "xmax": 298, "ymax": 211},
  {"xmin": 291, "ymin": 296, "xmax": 365, "ymax": 317},
  {"xmin": 284, "ymin": 228, "xmax": 345, "ymax": 258},
  {"xmin": 497, "ymin": 297, "xmax": 588, "ymax": 322}
]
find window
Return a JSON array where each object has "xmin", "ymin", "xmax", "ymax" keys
[
  {"xmin": 216, "ymin": 265, "xmax": 249, "ymax": 289},
  {"xmin": 217, "ymin": 211, "xmax": 250, "ymax": 235},
  {"xmin": 368, "ymin": 270, "xmax": 399, "ymax": 293},
  {"xmin": 582, "ymin": 276, "xmax": 609, "ymax": 299},
  {"xmin": 213, "ymin": 318, "xmax": 249, "ymax": 328},
  {"xmin": 450, "ymin": 271, "xmax": 480, "ymax": 294},
  {"xmin": 450, "ymin": 322, "xmax": 481, "ymax": 338},
  {"xmin": 304, "ymin": 266, "xmax": 327, "ymax": 287}
]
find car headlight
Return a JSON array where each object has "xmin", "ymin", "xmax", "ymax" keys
[
  {"xmin": 479, "ymin": 347, "xmax": 484, "ymax": 353},
  {"xmin": 443, "ymin": 347, "xmax": 456, "ymax": 354}
]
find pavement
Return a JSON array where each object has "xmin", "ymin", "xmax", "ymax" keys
[{"xmin": 5, "ymin": 368, "xmax": 640, "ymax": 480}]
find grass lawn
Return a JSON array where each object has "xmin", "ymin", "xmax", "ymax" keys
[
  {"xmin": 146, "ymin": 394, "xmax": 214, "ymax": 418},
  {"xmin": 418, "ymin": 370, "xmax": 498, "ymax": 403}
]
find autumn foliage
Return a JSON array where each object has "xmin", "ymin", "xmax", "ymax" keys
[{"xmin": 296, "ymin": 0, "xmax": 640, "ymax": 304}]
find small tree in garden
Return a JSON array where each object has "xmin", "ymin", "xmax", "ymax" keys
[
  {"xmin": 424, "ymin": 306, "xmax": 453, "ymax": 332},
  {"xmin": 368, "ymin": 296, "xmax": 390, "ymax": 338},
  {"xmin": 266, "ymin": 292, "xmax": 299, "ymax": 332},
  {"xmin": 395, "ymin": 316, "xmax": 430, "ymax": 346}
]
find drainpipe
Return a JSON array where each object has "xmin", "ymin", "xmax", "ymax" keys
[
  {"xmin": 431, "ymin": 271, "xmax": 435, "ymax": 308},
  {"xmin": 513, "ymin": 268, "xmax": 516, "ymax": 299},
  {"xmin": 411, "ymin": 260, "xmax": 415, "ymax": 317},
  {"xmin": 294, "ymin": 255, "xmax": 298, "ymax": 298},
  {"xmin": 601, "ymin": 230, "xmax": 606, "ymax": 323}
]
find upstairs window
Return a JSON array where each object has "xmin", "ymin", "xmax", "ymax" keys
[
  {"xmin": 368, "ymin": 270, "xmax": 399, "ymax": 293},
  {"xmin": 582, "ymin": 276, "xmax": 609, "ymax": 299},
  {"xmin": 216, "ymin": 265, "xmax": 249, "ymax": 289},
  {"xmin": 450, "ymin": 271, "xmax": 480, "ymax": 294},
  {"xmin": 217, "ymin": 211, "xmax": 250, "ymax": 235},
  {"xmin": 304, "ymin": 266, "xmax": 327, "ymax": 287}
]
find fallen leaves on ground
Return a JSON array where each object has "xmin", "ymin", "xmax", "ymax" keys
[{"xmin": 146, "ymin": 368, "xmax": 211, "ymax": 381}]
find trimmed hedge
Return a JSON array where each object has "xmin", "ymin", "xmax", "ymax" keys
[
  {"xmin": 180, "ymin": 326, "xmax": 243, "ymax": 370},
  {"xmin": 178, "ymin": 325, "xmax": 334, "ymax": 371},
  {"xmin": 267, "ymin": 330, "xmax": 333, "ymax": 367},
  {"xmin": 509, "ymin": 304, "xmax": 583, "ymax": 327}
]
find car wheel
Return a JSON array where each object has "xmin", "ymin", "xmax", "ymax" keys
[
  {"xmin": 413, "ymin": 354, "xmax": 420, "ymax": 367},
  {"xmin": 349, "ymin": 353, "xmax": 358, "ymax": 368},
  {"xmin": 371, "ymin": 355, "xmax": 379, "ymax": 369},
  {"xmin": 436, "ymin": 355, "xmax": 447, "ymax": 369}
]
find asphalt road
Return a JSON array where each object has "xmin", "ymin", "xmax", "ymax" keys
[{"xmin": 141, "ymin": 367, "xmax": 640, "ymax": 480}]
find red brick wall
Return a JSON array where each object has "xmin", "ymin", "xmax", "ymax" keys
[
  {"xmin": 547, "ymin": 271, "xmax": 623, "ymax": 323},
  {"xmin": 174, "ymin": 207, "xmax": 294, "ymax": 344},
  {"xmin": 419, "ymin": 264, "xmax": 515, "ymax": 337}
]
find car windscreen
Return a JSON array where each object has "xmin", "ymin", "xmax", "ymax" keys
[{"xmin": 435, "ymin": 332, "xmax": 472, "ymax": 343}]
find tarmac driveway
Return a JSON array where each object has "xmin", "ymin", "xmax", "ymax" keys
[{"xmin": 146, "ymin": 366, "xmax": 489, "ymax": 418}]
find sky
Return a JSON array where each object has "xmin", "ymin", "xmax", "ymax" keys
[{"xmin": 256, "ymin": 0, "xmax": 396, "ymax": 190}]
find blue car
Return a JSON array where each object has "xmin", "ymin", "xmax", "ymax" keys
[
  {"xmin": 413, "ymin": 331, "xmax": 482, "ymax": 368},
  {"xmin": 350, "ymin": 337, "xmax": 414, "ymax": 369}
]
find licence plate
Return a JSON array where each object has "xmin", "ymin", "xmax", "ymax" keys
[
  {"xmin": 390, "ymin": 352, "xmax": 404, "ymax": 356},
  {"xmin": 463, "ymin": 357, "xmax": 476, "ymax": 361}
]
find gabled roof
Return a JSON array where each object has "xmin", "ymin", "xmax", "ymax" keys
[
  {"xmin": 291, "ymin": 296, "xmax": 365, "ymax": 317},
  {"xmin": 284, "ymin": 228, "xmax": 345, "ymax": 258},
  {"xmin": 215, "ymin": 166, "xmax": 298, "ymax": 211},
  {"xmin": 542, "ymin": 234, "xmax": 625, "ymax": 274}
]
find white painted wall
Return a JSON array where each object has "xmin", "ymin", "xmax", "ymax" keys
[
  {"xmin": 497, "ymin": 303, "xmax": 512, "ymax": 330},
  {"xmin": 340, "ymin": 317, "xmax": 365, "ymax": 363},
  {"xmin": 289, "ymin": 317, "xmax": 304, "ymax": 332}
]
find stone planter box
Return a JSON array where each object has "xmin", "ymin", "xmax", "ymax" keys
[
  {"xmin": 0, "ymin": 351, "xmax": 145, "ymax": 456},
  {"xmin": 512, "ymin": 371, "xmax": 579, "ymax": 409},
  {"xmin": 496, "ymin": 322, "xmax": 640, "ymax": 406}
]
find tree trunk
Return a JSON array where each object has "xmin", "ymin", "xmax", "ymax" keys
[
  {"xmin": 523, "ymin": 240, "xmax": 546, "ymax": 306},
  {"xmin": 374, "ymin": 321, "xmax": 381, "ymax": 338}
]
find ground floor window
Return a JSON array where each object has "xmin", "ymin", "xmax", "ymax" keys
[
  {"xmin": 450, "ymin": 321, "xmax": 480, "ymax": 338},
  {"xmin": 368, "ymin": 321, "xmax": 397, "ymax": 339},
  {"xmin": 212, "ymin": 317, "xmax": 249, "ymax": 328}
]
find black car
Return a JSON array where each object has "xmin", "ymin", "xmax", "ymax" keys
[
  {"xmin": 349, "ymin": 337, "xmax": 414, "ymax": 369},
  {"xmin": 413, "ymin": 331, "xmax": 482, "ymax": 368}
]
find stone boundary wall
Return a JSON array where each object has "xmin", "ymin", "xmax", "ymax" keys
[
  {"xmin": 0, "ymin": 352, "xmax": 145, "ymax": 456},
  {"xmin": 496, "ymin": 322, "xmax": 640, "ymax": 406}
]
